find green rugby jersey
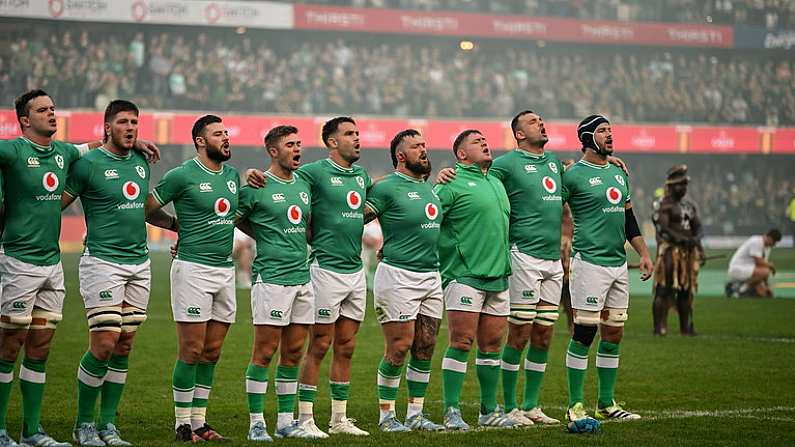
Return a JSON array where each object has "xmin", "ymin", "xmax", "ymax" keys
[
  {"xmin": 64, "ymin": 148, "xmax": 150, "ymax": 264},
  {"xmin": 153, "ymin": 158, "xmax": 239, "ymax": 268},
  {"xmin": 562, "ymin": 159, "xmax": 631, "ymax": 267},
  {"xmin": 433, "ymin": 162, "xmax": 511, "ymax": 292},
  {"xmin": 297, "ymin": 158, "xmax": 371, "ymax": 274},
  {"xmin": 0, "ymin": 137, "xmax": 80, "ymax": 265},
  {"xmin": 236, "ymin": 171, "xmax": 311, "ymax": 286},
  {"xmin": 365, "ymin": 171, "xmax": 441, "ymax": 273},
  {"xmin": 491, "ymin": 150, "xmax": 564, "ymax": 260}
]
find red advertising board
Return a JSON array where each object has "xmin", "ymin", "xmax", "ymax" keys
[
  {"xmin": 0, "ymin": 111, "xmax": 20, "ymax": 139},
  {"xmin": 66, "ymin": 112, "xmax": 155, "ymax": 142},
  {"xmin": 688, "ymin": 127, "xmax": 762, "ymax": 153},
  {"xmin": 169, "ymin": 115, "xmax": 317, "ymax": 147},
  {"xmin": 771, "ymin": 128, "xmax": 795, "ymax": 153},
  {"xmin": 613, "ymin": 124, "xmax": 679, "ymax": 153},
  {"xmin": 293, "ymin": 5, "xmax": 733, "ymax": 48}
]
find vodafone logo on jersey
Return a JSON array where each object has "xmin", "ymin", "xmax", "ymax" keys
[
  {"xmin": 287, "ymin": 205, "xmax": 303, "ymax": 225},
  {"xmin": 346, "ymin": 191, "xmax": 362, "ymax": 210},
  {"xmin": 606, "ymin": 187, "xmax": 623, "ymax": 205},
  {"xmin": 122, "ymin": 181, "xmax": 140, "ymax": 201},
  {"xmin": 542, "ymin": 176, "xmax": 557, "ymax": 193},
  {"xmin": 214, "ymin": 198, "xmax": 231, "ymax": 217},
  {"xmin": 42, "ymin": 172, "xmax": 59, "ymax": 192},
  {"xmin": 425, "ymin": 203, "xmax": 439, "ymax": 220}
]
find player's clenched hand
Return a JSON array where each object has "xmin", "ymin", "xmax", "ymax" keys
[
  {"xmin": 607, "ymin": 156, "xmax": 629, "ymax": 175},
  {"xmin": 170, "ymin": 240, "xmax": 179, "ymax": 259},
  {"xmin": 435, "ymin": 167, "xmax": 456, "ymax": 184},
  {"xmin": 135, "ymin": 139, "xmax": 161, "ymax": 163},
  {"xmin": 638, "ymin": 255, "xmax": 653, "ymax": 281},
  {"xmin": 246, "ymin": 169, "xmax": 267, "ymax": 188}
]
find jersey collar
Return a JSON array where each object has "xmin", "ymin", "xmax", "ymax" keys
[
  {"xmin": 21, "ymin": 137, "xmax": 53, "ymax": 154},
  {"xmin": 393, "ymin": 170, "xmax": 424, "ymax": 183},
  {"xmin": 325, "ymin": 158, "xmax": 354, "ymax": 173},
  {"xmin": 99, "ymin": 147, "xmax": 132, "ymax": 160},
  {"xmin": 578, "ymin": 159, "xmax": 610, "ymax": 169},
  {"xmin": 193, "ymin": 158, "xmax": 223, "ymax": 175},
  {"xmin": 456, "ymin": 162, "xmax": 488, "ymax": 176},
  {"xmin": 515, "ymin": 148, "xmax": 545, "ymax": 160},
  {"xmin": 265, "ymin": 170, "xmax": 296, "ymax": 184}
]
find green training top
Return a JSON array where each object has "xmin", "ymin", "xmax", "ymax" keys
[
  {"xmin": 153, "ymin": 158, "xmax": 239, "ymax": 267},
  {"xmin": 236, "ymin": 171, "xmax": 312, "ymax": 286},
  {"xmin": 491, "ymin": 149, "xmax": 564, "ymax": 260},
  {"xmin": 365, "ymin": 171, "xmax": 441, "ymax": 273},
  {"xmin": 562, "ymin": 159, "xmax": 631, "ymax": 267},
  {"xmin": 0, "ymin": 137, "xmax": 80, "ymax": 265},
  {"xmin": 64, "ymin": 148, "xmax": 150, "ymax": 264},
  {"xmin": 297, "ymin": 158, "xmax": 372, "ymax": 274},
  {"xmin": 433, "ymin": 162, "xmax": 511, "ymax": 292}
]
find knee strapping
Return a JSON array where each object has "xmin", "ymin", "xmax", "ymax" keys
[
  {"xmin": 602, "ymin": 308, "xmax": 629, "ymax": 327},
  {"xmin": 87, "ymin": 306, "xmax": 122, "ymax": 333},
  {"xmin": 508, "ymin": 303, "xmax": 536, "ymax": 325},
  {"xmin": 533, "ymin": 305, "xmax": 559, "ymax": 327},
  {"xmin": 573, "ymin": 310, "xmax": 600, "ymax": 326},
  {"xmin": 0, "ymin": 314, "xmax": 32, "ymax": 329},
  {"xmin": 573, "ymin": 324, "xmax": 598, "ymax": 346},
  {"xmin": 121, "ymin": 306, "xmax": 147, "ymax": 333},
  {"xmin": 30, "ymin": 309, "xmax": 62, "ymax": 330}
]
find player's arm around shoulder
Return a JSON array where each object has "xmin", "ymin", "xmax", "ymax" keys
[
  {"xmin": 61, "ymin": 154, "xmax": 92, "ymax": 209},
  {"xmin": 364, "ymin": 176, "xmax": 389, "ymax": 224}
]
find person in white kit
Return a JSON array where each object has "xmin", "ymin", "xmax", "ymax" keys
[{"xmin": 727, "ymin": 229, "xmax": 781, "ymax": 298}]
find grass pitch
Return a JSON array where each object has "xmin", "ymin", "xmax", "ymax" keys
[{"xmin": 3, "ymin": 249, "xmax": 795, "ymax": 446}]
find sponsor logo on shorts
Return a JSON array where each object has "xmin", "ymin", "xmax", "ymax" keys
[
  {"xmin": 136, "ymin": 166, "xmax": 146, "ymax": 179},
  {"xmin": 548, "ymin": 162, "xmax": 558, "ymax": 173},
  {"xmin": 606, "ymin": 187, "xmax": 622, "ymax": 205},
  {"xmin": 399, "ymin": 314, "xmax": 410, "ymax": 321},
  {"xmin": 42, "ymin": 172, "xmax": 59, "ymax": 192},
  {"xmin": 542, "ymin": 176, "xmax": 557, "ymax": 194},
  {"xmin": 346, "ymin": 191, "xmax": 362, "ymax": 210},
  {"xmin": 270, "ymin": 310, "xmax": 283, "ymax": 320},
  {"xmin": 122, "ymin": 181, "xmax": 140, "ymax": 201},
  {"xmin": 214, "ymin": 198, "xmax": 231, "ymax": 217},
  {"xmin": 99, "ymin": 290, "xmax": 112, "ymax": 300},
  {"xmin": 586, "ymin": 296, "xmax": 598, "ymax": 305},
  {"xmin": 27, "ymin": 157, "xmax": 40, "ymax": 168},
  {"xmin": 186, "ymin": 307, "xmax": 201, "ymax": 316},
  {"xmin": 460, "ymin": 296, "xmax": 473, "ymax": 305},
  {"xmin": 12, "ymin": 301, "xmax": 26, "ymax": 310},
  {"xmin": 522, "ymin": 290, "xmax": 535, "ymax": 298},
  {"xmin": 55, "ymin": 155, "xmax": 64, "ymax": 169},
  {"xmin": 374, "ymin": 306, "xmax": 385, "ymax": 321},
  {"xmin": 199, "ymin": 182, "xmax": 213, "ymax": 192},
  {"xmin": 287, "ymin": 205, "xmax": 303, "ymax": 225},
  {"xmin": 104, "ymin": 169, "xmax": 119, "ymax": 179},
  {"xmin": 317, "ymin": 308, "xmax": 331, "ymax": 319}
]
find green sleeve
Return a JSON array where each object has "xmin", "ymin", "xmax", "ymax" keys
[
  {"xmin": 296, "ymin": 163, "xmax": 316, "ymax": 187},
  {"xmin": 364, "ymin": 181, "xmax": 388, "ymax": 216},
  {"xmin": 236, "ymin": 185, "xmax": 256, "ymax": 219},
  {"xmin": 489, "ymin": 159, "xmax": 507, "ymax": 181},
  {"xmin": 625, "ymin": 173, "xmax": 632, "ymax": 202},
  {"xmin": 433, "ymin": 182, "xmax": 455, "ymax": 218},
  {"xmin": 64, "ymin": 157, "xmax": 91, "ymax": 198},
  {"xmin": 561, "ymin": 169, "xmax": 574, "ymax": 203},
  {"xmin": 61, "ymin": 142, "xmax": 81, "ymax": 166},
  {"xmin": 152, "ymin": 166, "xmax": 185, "ymax": 206},
  {"xmin": 0, "ymin": 140, "xmax": 18, "ymax": 167},
  {"xmin": 365, "ymin": 171, "xmax": 373, "ymax": 192}
]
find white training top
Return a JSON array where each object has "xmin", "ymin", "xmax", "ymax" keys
[{"xmin": 728, "ymin": 235, "xmax": 769, "ymax": 273}]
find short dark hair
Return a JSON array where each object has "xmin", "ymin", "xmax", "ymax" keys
[
  {"xmin": 510, "ymin": 110, "xmax": 535, "ymax": 139},
  {"xmin": 389, "ymin": 129, "xmax": 421, "ymax": 168},
  {"xmin": 321, "ymin": 116, "xmax": 356, "ymax": 147},
  {"xmin": 452, "ymin": 129, "xmax": 482, "ymax": 159},
  {"xmin": 767, "ymin": 228, "xmax": 782, "ymax": 243},
  {"xmin": 103, "ymin": 100, "xmax": 139, "ymax": 142},
  {"xmin": 192, "ymin": 114, "xmax": 223, "ymax": 150},
  {"xmin": 14, "ymin": 89, "xmax": 50, "ymax": 125},
  {"xmin": 265, "ymin": 125, "xmax": 299, "ymax": 151}
]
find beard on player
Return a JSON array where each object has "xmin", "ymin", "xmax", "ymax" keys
[
  {"xmin": 207, "ymin": 138, "xmax": 232, "ymax": 163},
  {"xmin": 405, "ymin": 151, "xmax": 432, "ymax": 176}
]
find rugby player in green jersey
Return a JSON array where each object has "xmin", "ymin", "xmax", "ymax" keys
[
  {"xmin": 246, "ymin": 117, "xmax": 371, "ymax": 437},
  {"xmin": 145, "ymin": 115, "xmax": 239, "ymax": 442},
  {"xmin": 434, "ymin": 130, "xmax": 518, "ymax": 430},
  {"xmin": 562, "ymin": 115, "xmax": 652, "ymax": 432},
  {"xmin": 363, "ymin": 130, "xmax": 444, "ymax": 433},
  {"xmin": 237, "ymin": 126, "xmax": 318, "ymax": 441},
  {"xmin": 0, "ymin": 90, "xmax": 159, "ymax": 447},
  {"xmin": 62, "ymin": 100, "xmax": 176, "ymax": 446}
]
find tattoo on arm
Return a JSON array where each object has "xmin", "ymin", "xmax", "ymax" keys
[{"xmin": 411, "ymin": 314, "xmax": 441, "ymax": 361}]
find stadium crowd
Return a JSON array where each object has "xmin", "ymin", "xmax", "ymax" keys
[
  {"xmin": 1, "ymin": 25, "xmax": 794, "ymax": 126},
  {"xmin": 282, "ymin": 0, "xmax": 795, "ymax": 28}
]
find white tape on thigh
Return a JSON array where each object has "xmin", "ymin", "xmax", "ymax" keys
[
  {"xmin": 0, "ymin": 315, "xmax": 32, "ymax": 329},
  {"xmin": 508, "ymin": 303, "xmax": 536, "ymax": 325},
  {"xmin": 87, "ymin": 306, "xmax": 122, "ymax": 333},
  {"xmin": 533, "ymin": 305, "xmax": 559, "ymax": 327},
  {"xmin": 121, "ymin": 306, "xmax": 147, "ymax": 332},
  {"xmin": 573, "ymin": 310, "xmax": 600, "ymax": 326},
  {"xmin": 602, "ymin": 308, "xmax": 628, "ymax": 327},
  {"xmin": 30, "ymin": 309, "xmax": 62, "ymax": 330}
]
